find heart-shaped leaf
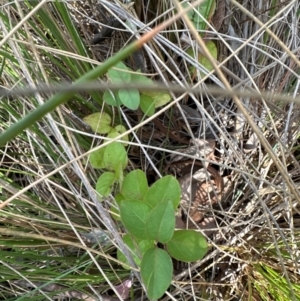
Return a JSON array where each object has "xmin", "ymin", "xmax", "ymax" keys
[
  {"xmin": 103, "ymin": 90, "xmax": 121, "ymax": 106},
  {"xmin": 103, "ymin": 142, "xmax": 128, "ymax": 171},
  {"xmin": 142, "ymin": 90, "xmax": 171, "ymax": 108},
  {"xmin": 131, "ymin": 72, "xmax": 153, "ymax": 85},
  {"xmin": 113, "ymin": 125, "xmax": 128, "ymax": 134},
  {"xmin": 166, "ymin": 230, "xmax": 208, "ymax": 262},
  {"xmin": 117, "ymin": 234, "xmax": 154, "ymax": 269},
  {"xmin": 120, "ymin": 200, "xmax": 151, "ymax": 239},
  {"xmin": 146, "ymin": 199, "xmax": 175, "ymax": 243},
  {"xmin": 110, "ymin": 193, "xmax": 125, "ymax": 220},
  {"xmin": 186, "ymin": 41, "xmax": 217, "ymax": 79},
  {"xmin": 89, "ymin": 147, "xmax": 106, "ymax": 169},
  {"xmin": 144, "ymin": 175, "xmax": 181, "ymax": 209},
  {"xmin": 83, "ymin": 112, "xmax": 112, "ymax": 134},
  {"xmin": 118, "ymin": 88, "xmax": 140, "ymax": 110},
  {"xmin": 96, "ymin": 171, "xmax": 116, "ymax": 197},
  {"xmin": 141, "ymin": 247, "xmax": 173, "ymax": 300},
  {"xmin": 107, "ymin": 61, "xmax": 131, "ymax": 84},
  {"xmin": 140, "ymin": 94, "xmax": 155, "ymax": 116},
  {"xmin": 122, "ymin": 169, "xmax": 148, "ymax": 200},
  {"xmin": 107, "ymin": 131, "xmax": 129, "ymax": 146},
  {"xmin": 107, "ymin": 125, "xmax": 129, "ymax": 146},
  {"xmin": 182, "ymin": 0, "xmax": 216, "ymax": 33}
]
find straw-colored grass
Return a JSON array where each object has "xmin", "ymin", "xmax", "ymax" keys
[{"xmin": 0, "ymin": 0, "xmax": 300, "ymax": 300}]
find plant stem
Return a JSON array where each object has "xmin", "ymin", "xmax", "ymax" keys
[
  {"xmin": 0, "ymin": 0, "xmax": 204, "ymax": 146},
  {"xmin": 0, "ymin": 42, "xmax": 139, "ymax": 146}
]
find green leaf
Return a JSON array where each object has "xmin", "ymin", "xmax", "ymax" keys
[
  {"xmin": 154, "ymin": 92, "xmax": 172, "ymax": 108},
  {"xmin": 166, "ymin": 230, "xmax": 208, "ymax": 262},
  {"xmin": 181, "ymin": 2, "xmax": 194, "ymax": 20},
  {"xmin": 186, "ymin": 41, "xmax": 217, "ymax": 78},
  {"xmin": 142, "ymin": 90, "xmax": 171, "ymax": 108},
  {"xmin": 113, "ymin": 124, "xmax": 128, "ymax": 134},
  {"xmin": 182, "ymin": 0, "xmax": 216, "ymax": 33},
  {"xmin": 110, "ymin": 193, "xmax": 124, "ymax": 220},
  {"xmin": 144, "ymin": 175, "xmax": 181, "ymax": 209},
  {"xmin": 186, "ymin": 47, "xmax": 197, "ymax": 76},
  {"xmin": 193, "ymin": 0, "xmax": 215, "ymax": 25},
  {"xmin": 107, "ymin": 61, "xmax": 131, "ymax": 84},
  {"xmin": 96, "ymin": 172, "xmax": 116, "ymax": 197},
  {"xmin": 110, "ymin": 205, "xmax": 121, "ymax": 220},
  {"xmin": 140, "ymin": 94, "xmax": 155, "ymax": 116},
  {"xmin": 141, "ymin": 247, "xmax": 173, "ymax": 300},
  {"xmin": 146, "ymin": 199, "xmax": 175, "ymax": 243},
  {"xmin": 133, "ymin": 72, "xmax": 170, "ymax": 108},
  {"xmin": 83, "ymin": 112, "xmax": 112, "ymax": 134},
  {"xmin": 115, "ymin": 193, "xmax": 125, "ymax": 204},
  {"xmin": 117, "ymin": 234, "xmax": 141, "ymax": 269},
  {"xmin": 199, "ymin": 41, "xmax": 217, "ymax": 69},
  {"xmin": 103, "ymin": 90, "xmax": 121, "ymax": 106},
  {"xmin": 138, "ymin": 239, "xmax": 155, "ymax": 257},
  {"xmin": 117, "ymin": 234, "xmax": 154, "ymax": 269},
  {"xmin": 118, "ymin": 88, "xmax": 140, "ymax": 110},
  {"xmin": 107, "ymin": 131, "xmax": 129, "ymax": 146},
  {"xmin": 103, "ymin": 142, "xmax": 128, "ymax": 171},
  {"xmin": 89, "ymin": 147, "xmax": 106, "ymax": 169},
  {"xmin": 120, "ymin": 200, "xmax": 152, "ymax": 239},
  {"xmin": 131, "ymin": 72, "xmax": 153, "ymax": 85},
  {"xmin": 107, "ymin": 125, "xmax": 129, "ymax": 146},
  {"xmin": 115, "ymin": 166, "xmax": 124, "ymax": 188},
  {"xmin": 122, "ymin": 169, "xmax": 148, "ymax": 200}
]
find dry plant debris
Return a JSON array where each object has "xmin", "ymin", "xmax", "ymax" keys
[{"xmin": 1, "ymin": 0, "xmax": 300, "ymax": 300}]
